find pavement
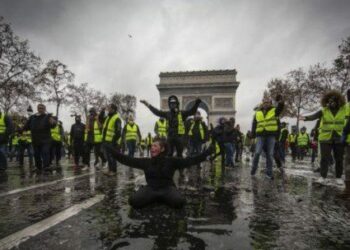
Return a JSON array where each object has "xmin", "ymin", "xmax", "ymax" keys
[{"xmin": 0, "ymin": 155, "xmax": 349, "ymax": 250}]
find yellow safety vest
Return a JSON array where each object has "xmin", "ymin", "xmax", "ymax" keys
[
  {"xmin": 0, "ymin": 114, "xmax": 6, "ymax": 134},
  {"xmin": 19, "ymin": 131, "xmax": 32, "ymax": 143},
  {"xmin": 102, "ymin": 113, "xmax": 120, "ymax": 142},
  {"xmin": 125, "ymin": 123, "xmax": 138, "ymax": 141},
  {"xmin": 344, "ymin": 103, "xmax": 350, "ymax": 143},
  {"xmin": 297, "ymin": 133, "xmax": 309, "ymax": 146},
  {"xmin": 12, "ymin": 135, "xmax": 19, "ymax": 145},
  {"xmin": 51, "ymin": 125, "xmax": 62, "ymax": 142},
  {"xmin": 85, "ymin": 121, "xmax": 102, "ymax": 143},
  {"xmin": 188, "ymin": 121, "xmax": 205, "ymax": 140},
  {"xmin": 156, "ymin": 119, "xmax": 168, "ymax": 137},
  {"xmin": 255, "ymin": 108, "xmax": 278, "ymax": 133},
  {"xmin": 319, "ymin": 106, "xmax": 346, "ymax": 142},
  {"xmin": 146, "ymin": 136, "xmax": 153, "ymax": 145},
  {"xmin": 177, "ymin": 113, "xmax": 185, "ymax": 135},
  {"xmin": 288, "ymin": 134, "xmax": 296, "ymax": 143},
  {"xmin": 140, "ymin": 139, "xmax": 146, "ymax": 147}
]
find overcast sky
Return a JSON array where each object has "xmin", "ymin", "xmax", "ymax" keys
[{"xmin": 1, "ymin": 0, "xmax": 350, "ymax": 134}]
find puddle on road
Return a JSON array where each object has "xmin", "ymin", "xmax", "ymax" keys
[{"xmin": 2, "ymin": 157, "xmax": 350, "ymax": 250}]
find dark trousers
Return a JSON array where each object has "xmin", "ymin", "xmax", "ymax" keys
[
  {"xmin": 273, "ymin": 142, "xmax": 282, "ymax": 168},
  {"xmin": 278, "ymin": 141, "xmax": 286, "ymax": 163},
  {"xmin": 297, "ymin": 146, "xmax": 308, "ymax": 160},
  {"xmin": 18, "ymin": 143, "xmax": 33, "ymax": 166},
  {"xmin": 168, "ymin": 136, "xmax": 184, "ymax": 157},
  {"xmin": 102, "ymin": 142, "xmax": 117, "ymax": 172},
  {"xmin": 84, "ymin": 142, "xmax": 105, "ymax": 166},
  {"xmin": 189, "ymin": 139, "xmax": 203, "ymax": 156},
  {"xmin": 0, "ymin": 144, "xmax": 8, "ymax": 170},
  {"xmin": 126, "ymin": 140, "xmax": 137, "ymax": 157},
  {"xmin": 146, "ymin": 145, "xmax": 151, "ymax": 157},
  {"xmin": 129, "ymin": 185, "xmax": 186, "ymax": 209},
  {"xmin": 290, "ymin": 143, "xmax": 297, "ymax": 161},
  {"xmin": 320, "ymin": 142, "xmax": 344, "ymax": 178},
  {"xmin": 50, "ymin": 141, "xmax": 62, "ymax": 165},
  {"xmin": 33, "ymin": 143, "xmax": 51, "ymax": 170},
  {"xmin": 311, "ymin": 147, "xmax": 318, "ymax": 163},
  {"xmin": 73, "ymin": 142, "xmax": 84, "ymax": 166},
  {"xmin": 235, "ymin": 143, "xmax": 242, "ymax": 162}
]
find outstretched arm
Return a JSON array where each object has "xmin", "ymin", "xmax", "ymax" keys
[
  {"xmin": 140, "ymin": 100, "xmax": 168, "ymax": 118},
  {"xmin": 182, "ymin": 99, "xmax": 201, "ymax": 118},
  {"xmin": 172, "ymin": 147, "xmax": 212, "ymax": 169},
  {"xmin": 301, "ymin": 110, "xmax": 322, "ymax": 121},
  {"xmin": 104, "ymin": 144, "xmax": 148, "ymax": 170}
]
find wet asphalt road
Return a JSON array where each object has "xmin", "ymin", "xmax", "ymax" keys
[{"xmin": 0, "ymin": 155, "xmax": 349, "ymax": 250}]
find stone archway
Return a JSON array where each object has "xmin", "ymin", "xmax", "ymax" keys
[{"xmin": 156, "ymin": 70, "xmax": 240, "ymax": 126}]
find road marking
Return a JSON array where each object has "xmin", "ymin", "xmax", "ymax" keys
[
  {"xmin": 0, "ymin": 194, "xmax": 105, "ymax": 250},
  {"xmin": 0, "ymin": 172, "xmax": 92, "ymax": 198}
]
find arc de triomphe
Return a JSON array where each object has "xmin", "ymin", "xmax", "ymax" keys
[{"xmin": 156, "ymin": 69, "xmax": 240, "ymax": 126}]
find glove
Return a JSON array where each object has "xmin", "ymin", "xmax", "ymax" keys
[{"xmin": 275, "ymin": 94, "xmax": 283, "ymax": 102}]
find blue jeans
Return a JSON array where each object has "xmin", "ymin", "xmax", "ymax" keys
[
  {"xmin": 0, "ymin": 144, "xmax": 8, "ymax": 170},
  {"xmin": 224, "ymin": 143, "xmax": 235, "ymax": 166},
  {"xmin": 251, "ymin": 136, "xmax": 276, "ymax": 177},
  {"xmin": 102, "ymin": 142, "xmax": 117, "ymax": 172},
  {"xmin": 126, "ymin": 140, "xmax": 136, "ymax": 157}
]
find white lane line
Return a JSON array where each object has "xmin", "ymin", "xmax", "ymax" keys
[
  {"xmin": 0, "ymin": 194, "xmax": 105, "ymax": 250},
  {"xmin": 0, "ymin": 173, "xmax": 92, "ymax": 198}
]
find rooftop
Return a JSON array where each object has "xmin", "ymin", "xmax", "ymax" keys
[{"xmin": 159, "ymin": 69, "xmax": 237, "ymax": 77}]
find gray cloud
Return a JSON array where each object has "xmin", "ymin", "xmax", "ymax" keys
[{"xmin": 1, "ymin": 0, "xmax": 350, "ymax": 134}]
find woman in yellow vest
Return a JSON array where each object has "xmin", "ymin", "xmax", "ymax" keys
[
  {"xmin": 251, "ymin": 95, "xmax": 284, "ymax": 180},
  {"xmin": 154, "ymin": 118, "xmax": 168, "ymax": 139},
  {"xmin": 122, "ymin": 115, "xmax": 141, "ymax": 157},
  {"xmin": 300, "ymin": 90, "xmax": 346, "ymax": 184},
  {"xmin": 288, "ymin": 127, "xmax": 298, "ymax": 162},
  {"xmin": 18, "ymin": 122, "xmax": 34, "ymax": 168},
  {"xmin": 50, "ymin": 118, "xmax": 64, "ymax": 169}
]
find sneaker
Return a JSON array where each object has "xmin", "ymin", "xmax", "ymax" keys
[
  {"xmin": 265, "ymin": 174, "xmax": 274, "ymax": 180},
  {"xmin": 81, "ymin": 165, "xmax": 89, "ymax": 171},
  {"xmin": 315, "ymin": 177, "xmax": 326, "ymax": 184},
  {"xmin": 335, "ymin": 179, "xmax": 344, "ymax": 186}
]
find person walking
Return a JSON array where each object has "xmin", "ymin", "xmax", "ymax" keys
[
  {"xmin": 288, "ymin": 127, "xmax": 298, "ymax": 162},
  {"xmin": 300, "ymin": 90, "xmax": 346, "ymax": 184},
  {"xmin": 278, "ymin": 122, "xmax": 289, "ymax": 163},
  {"xmin": 23, "ymin": 104, "xmax": 56, "ymax": 173},
  {"xmin": 140, "ymin": 96, "xmax": 201, "ymax": 157},
  {"xmin": 296, "ymin": 127, "xmax": 309, "ymax": 161},
  {"xmin": 50, "ymin": 118, "xmax": 64, "ymax": 169},
  {"xmin": 18, "ymin": 121, "xmax": 33, "ymax": 168},
  {"xmin": 250, "ymin": 94, "xmax": 284, "ymax": 179},
  {"xmin": 83, "ymin": 108, "xmax": 105, "ymax": 170},
  {"xmin": 122, "ymin": 115, "xmax": 142, "ymax": 157},
  {"xmin": 70, "ymin": 115, "xmax": 85, "ymax": 169}
]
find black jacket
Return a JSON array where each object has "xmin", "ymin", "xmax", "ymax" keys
[
  {"xmin": 0, "ymin": 113, "xmax": 14, "ymax": 144},
  {"xmin": 70, "ymin": 122, "xmax": 85, "ymax": 144},
  {"xmin": 23, "ymin": 113, "xmax": 56, "ymax": 145},
  {"xmin": 147, "ymin": 100, "xmax": 201, "ymax": 138},
  {"xmin": 106, "ymin": 145, "xmax": 211, "ymax": 189}
]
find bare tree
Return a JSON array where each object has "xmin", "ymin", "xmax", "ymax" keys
[
  {"xmin": 38, "ymin": 60, "xmax": 74, "ymax": 117},
  {"xmin": 0, "ymin": 16, "xmax": 41, "ymax": 113},
  {"xmin": 267, "ymin": 69, "xmax": 318, "ymax": 128},
  {"xmin": 109, "ymin": 93, "xmax": 136, "ymax": 121},
  {"xmin": 334, "ymin": 36, "xmax": 350, "ymax": 92},
  {"xmin": 67, "ymin": 82, "xmax": 107, "ymax": 122}
]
